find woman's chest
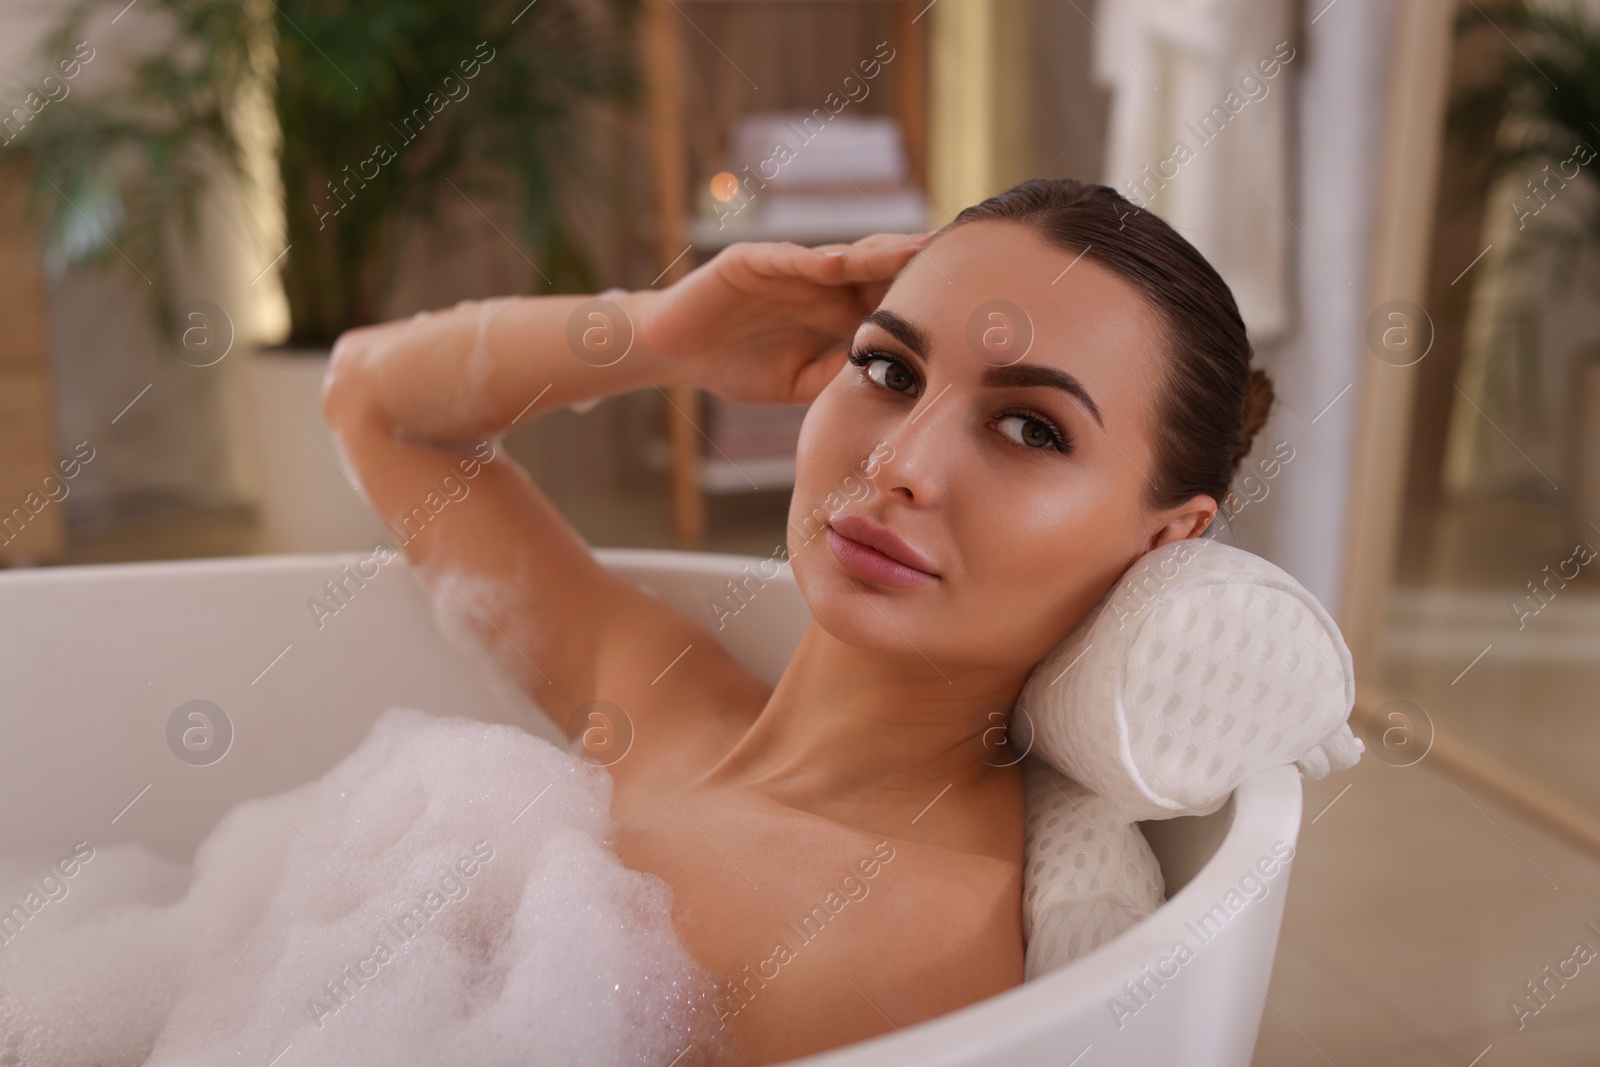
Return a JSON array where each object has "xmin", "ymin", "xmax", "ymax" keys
[
  {"xmin": 606, "ymin": 761, "xmax": 897, "ymax": 957},
  {"xmin": 603, "ymin": 754, "xmax": 915, "ymax": 1022},
  {"xmin": 593, "ymin": 736, "xmax": 1025, "ymax": 1062}
]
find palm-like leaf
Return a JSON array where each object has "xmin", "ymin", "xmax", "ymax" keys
[
  {"xmin": 1451, "ymin": 1, "xmax": 1600, "ymax": 247},
  {"xmin": 2, "ymin": 0, "xmax": 640, "ymax": 347},
  {"xmin": 1, "ymin": 0, "xmax": 258, "ymax": 340}
]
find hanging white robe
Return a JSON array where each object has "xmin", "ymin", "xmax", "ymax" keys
[{"xmin": 1093, "ymin": 0, "xmax": 1296, "ymax": 343}]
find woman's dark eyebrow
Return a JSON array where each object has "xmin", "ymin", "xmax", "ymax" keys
[
  {"xmin": 859, "ymin": 309, "xmax": 1105, "ymax": 429},
  {"xmin": 862, "ymin": 309, "xmax": 929, "ymax": 358},
  {"xmin": 981, "ymin": 364, "xmax": 1104, "ymax": 429}
]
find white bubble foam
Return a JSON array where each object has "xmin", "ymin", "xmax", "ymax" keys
[
  {"xmin": 361, "ymin": 297, "xmax": 523, "ymax": 445},
  {"xmin": 422, "ymin": 564, "xmax": 559, "ymax": 708},
  {"xmin": 464, "ymin": 297, "xmax": 519, "ymax": 398},
  {"xmin": 0, "ymin": 709, "xmax": 726, "ymax": 1066}
]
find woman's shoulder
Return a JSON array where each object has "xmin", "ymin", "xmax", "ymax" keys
[
  {"xmin": 781, "ymin": 816, "xmax": 1026, "ymax": 997},
  {"xmin": 721, "ymin": 831, "xmax": 1025, "ymax": 1062},
  {"xmin": 585, "ymin": 595, "xmax": 775, "ymax": 770},
  {"xmin": 877, "ymin": 832, "xmax": 1026, "ymax": 959}
]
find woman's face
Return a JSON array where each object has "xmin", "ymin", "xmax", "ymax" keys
[{"xmin": 788, "ymin": 219, "xmax": 1213, "ymax": 678}]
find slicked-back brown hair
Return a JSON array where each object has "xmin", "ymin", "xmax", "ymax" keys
[{"xmin": 946, "ymin": 178, "xmax": 1274, "ymax": 512}]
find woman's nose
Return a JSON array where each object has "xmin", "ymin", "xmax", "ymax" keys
[{"xmin": 871, "ymin": 383, "xmax": 960, "ymax": 506}]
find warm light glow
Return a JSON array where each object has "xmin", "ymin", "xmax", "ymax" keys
[{"xmin": 709, "ymin": 171, "xmax": 741, "ymax": 201}]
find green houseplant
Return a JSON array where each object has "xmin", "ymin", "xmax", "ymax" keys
[
  {"xmin": 1448, "ymin": 1, "xmax": 1600, "ymax": 523},
  {"xmin": 1452, "ymin": 1, "xmax": 1600, "ymax": 245},
  {"xmin": 9, "ymin": 0, "xmax": 641, "ymax": 345},
  {"xmin": 6, "ymin": 0, "xmax": 640, "ymax": 549}
]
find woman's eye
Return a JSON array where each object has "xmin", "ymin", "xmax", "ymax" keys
[
  {"xmin": 997, "ymin": 413, "xmax": 1067, "ymax": 452},
  {"xmin": 864, "ymin": 356, "xmax": 919, "ymax": 396}
]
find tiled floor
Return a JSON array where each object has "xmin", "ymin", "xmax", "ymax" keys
[
  {"xmin": 1384, "ymin": 496, "xmax": 1600, "ymax": 810},
  {"xmin": 1253, "ymin": 754, "xmax": 1600, "ymax": 1066},
  {"xmin": 1255, "ymin": 493, "xmax": 1600, "ymax": 1066}
]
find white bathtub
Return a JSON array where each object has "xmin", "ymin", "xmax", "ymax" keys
[{"xmin": 0, "ymin": 549, "xmax": 1299, "ymax": 1066}]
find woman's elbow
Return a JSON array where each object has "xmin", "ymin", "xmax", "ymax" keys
[{"xmin": 322, "ymin": 327, "xmax": 382, "ymax": 434}]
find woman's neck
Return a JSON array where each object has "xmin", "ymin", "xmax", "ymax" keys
[{"xmin": 699, "ymin": 620, "xmax": 1028, "ymax": 832}]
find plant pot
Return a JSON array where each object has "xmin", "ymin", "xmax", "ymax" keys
[{"xmin": 245, "ymin": 347, "xmax": 392, "ymax": 554}]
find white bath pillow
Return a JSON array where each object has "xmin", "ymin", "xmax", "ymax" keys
[
  {"xmin": 1015, "ymin": 537, "xmax": 1361, "ymax": 823},
  {"xmin": 1021, "ymin": 756, "xmax": 1162, "ymax": 979}
]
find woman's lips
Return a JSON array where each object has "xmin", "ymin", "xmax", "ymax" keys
[{"xmin": 826, "ymin": 524, "xmax": 940, "ymax": 588}]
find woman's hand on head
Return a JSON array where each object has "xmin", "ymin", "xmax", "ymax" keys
[{"xmin": 636, "ymin": 231, "xmax": 934, "ymax": 406}]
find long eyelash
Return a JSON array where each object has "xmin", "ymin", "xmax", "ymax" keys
[
  {"xmin": 850, "ymin": 348, "xmax": 1072, "ymax": 454},
  {"xmin": 847, "ymin": 346, "xmax": 892, "ymax": 369},
  {"xmin": 998, "ymin": 408, "xmax": 1074, "ymax": 455},
  {"xmin": 847, "ymin": 347, "xmax": 918, "ymax": 388}
]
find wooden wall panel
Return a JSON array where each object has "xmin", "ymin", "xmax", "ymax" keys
[{"xmin": 0, "ymin": 174, "xmax": 65, "ymax": 565}]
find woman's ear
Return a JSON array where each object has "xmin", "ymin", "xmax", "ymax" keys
[{"xmin": 1144, "ymin": 494, "xmax": 1218, "ymax": 553}]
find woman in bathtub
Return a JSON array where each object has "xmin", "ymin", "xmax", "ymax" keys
[{"xmin": 322, "ymin": 177, "xmax": 1272, "ymax": 1064}]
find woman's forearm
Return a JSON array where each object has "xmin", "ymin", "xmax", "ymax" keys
[
  {"xmin": 323, "ymin": 288, "xmax": 678, "ymax": 446},
  {"xmin": 324, "ymin": 235, "xmax": 926, "ymax": 445}
]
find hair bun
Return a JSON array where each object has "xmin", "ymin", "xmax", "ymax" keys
[{"xmin": 1231, "ymin": 367, "xmax": 1275, "ymax": 467}]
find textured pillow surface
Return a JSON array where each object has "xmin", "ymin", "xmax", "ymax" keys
[
  {"xmin": 1021, "ymin": 756, "xmax": 1163, "ymax": 978},
  {"xmin": 1015, "ymin": 537, "xmax": 1360, "ymax": 824},
  {"xmin": 1015, "ymin": 539, "xmax": 1361, "ymax": 976}
]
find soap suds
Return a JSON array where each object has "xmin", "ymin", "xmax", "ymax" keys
[
  {"xmin": 327, "ymin": 428, "xmax": 374, "ymax": 508},
  {"xmin": 457, "ymin": 296, "xmax": 520, "ymax": 398},
  {"xmin": 422, "ymin": 563, "xmax": 559, "ymax": 701},
  {"xmin": 0, "ymin": 709, "xmax": 724, "ymax": 1066}
]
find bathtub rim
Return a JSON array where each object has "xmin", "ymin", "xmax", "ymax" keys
[
  {"xmin": 767, "ymin": 763, "xmax": 1299, "ymax": 1065},
  {"xmin": 1, "ymin": 548, "xmax": 1302, "ymax": 1065}
]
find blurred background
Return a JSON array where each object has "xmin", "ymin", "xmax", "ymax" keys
[{"xmin": 1, "ymin": 0, "xmax": 1599, "ymax": 1063}]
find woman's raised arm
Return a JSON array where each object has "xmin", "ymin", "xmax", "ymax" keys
[
  {"xmin": 320, "ymin": 234, "xmax": 928, "ymax": 736},
  {"xmin": 322, "ymin": 290, "xmax": 677, "ymax": 448}
]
